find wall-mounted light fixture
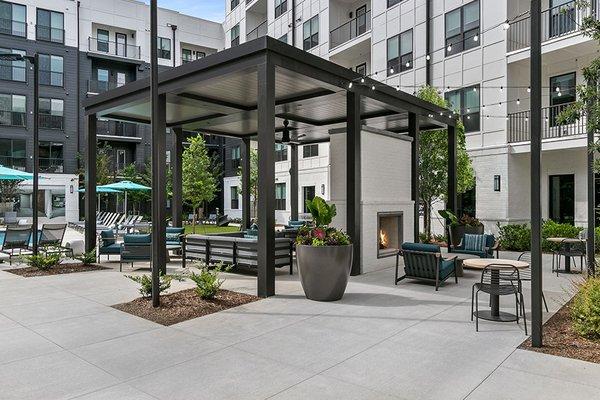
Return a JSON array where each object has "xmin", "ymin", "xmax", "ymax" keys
[
  {"xmin": 321, "ymin": 184, "xmax": 325, "ymax": 195},
  {"xmin": 494, "ymin": 175, "xmax": 501, "ymax": 192}
]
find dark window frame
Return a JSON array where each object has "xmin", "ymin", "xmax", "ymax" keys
[
  {"xmin": 387, "ymin": 29, "xmax": 413, "ymax": 76},
  {"xmin": 302, "ymin": 144, "xmax": 319, "ymax": 158},
  {"xmin": 355, "ymin": 62, "xmax": 367, "ymax": 76},
  {"xmin": 303, "ymin": 15, "xmax": 319, "ymax": 50},
  {"xmin": 0, "ymin": 138, "xmax": 26, "ymax": 170},
  {"xmin": 275, "ymin": 0, "xmax": 287, "ymax": 19},
  {"xmin": 445, "ymin": 0, "xmax": 480, "ymax": 57},
  {"xmin": 231, "ymin": 145, "xmax": 241, "ymax": 169},
  {"xmin": 231, "ymin": 24, "xmax": 240, "ymax": 47},
  {"xmin": 0, "ymin": 92, "xmax": 26, "ymax": 127},
  {"xmin": 445, "ymin": 84, "xmax": 480, "ymax": 133},
  {"xmin": 0, "ymin": 47, "xmax": 26, "ymax": 82},
  {"xmin": 38, "ymin": 141, "xmax": 64, "ymax": 173},
  {"xmin": 275, "ymin": 182, "xmax": 286, "ymax": 210},
  {"xmin": 115, "ymin": 32, "xmax": 127, "ymax": 57},
  {"xmin": 231, "ymin": 0, "xmax": 240, "ymax": 11},
  {"xmin": 39, "ymin": 97, "xmax": 64, "ymax": 130},
  {"xmin": 387, "ymin": 0, "xmax": 404, "ymax": 7},
  {"xmin": 157, "ymin": 37, "xmax": 171, "ymax": 59},
  {"xmin": 36, "ymin": 8, "xmax": 64, "ymax": 44},
  {"xmin": 549, "ymin": 71, "xmax": 576, "ymax": 127},
  {"xmin": 275, "ymin": 143, "xmax": 288, "ymax": 162},
  {"xmin": 230, "ymin": 186, "xmax": 239, "ymax": 209},
  {"xmin": 0, "ymin": 1, "xmax": 27, "ymax": 37},
  {"xmin": 39, "ymin": 53, "xmax": 64, "ymax": 87},
  {"xmin": 96, "ymin": 29, "xmax": 110, "ymax": 52}
]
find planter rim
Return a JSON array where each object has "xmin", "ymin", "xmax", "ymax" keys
[{"xmin": 296, "ymin": 244, "xmax": 353, "ymax": 248}]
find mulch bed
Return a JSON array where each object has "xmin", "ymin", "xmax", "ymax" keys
[
  {"xmin": 5, "ymin": 263, "xmax": 109, "ymax": 277},
  {"xmin": 112, "ymin": 288, "xmax": 260, "ymax": 326},
  {"xmin": 520, "ymin": 300, "xmax": 600, "ymax": 364}
]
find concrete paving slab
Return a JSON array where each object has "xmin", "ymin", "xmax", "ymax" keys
[
  {"xmin": 0, "ymin": 296, "xmax": 108, "ymax": 326},
  {"xmin": 71, "ymin": 383, "xmax": 157, "ymax": 400},
  {"xmin": 0, "ymin": 326, "xmax": 62, "ymax": 365}
]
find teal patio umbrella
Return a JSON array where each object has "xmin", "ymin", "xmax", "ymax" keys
[
  {"xmin": 98, "ymin": 181, "xmax": 151, "ymax": 218},
  {"xmin": 79, "ymin": 187, "xmax": 122, "ymax": 210},
  {"xmin": 0, "ymin": 165, "xmax": 34, "ymax": 181}
]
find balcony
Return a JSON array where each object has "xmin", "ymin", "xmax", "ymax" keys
[
  {"xmin": 39, "ymin": 114, "xmax": 64, "ymax": 130},
  {"xmin": 96, "ymin": 119, "xmax": 137, "ymax": 138},
  {"xmin": 88, "ymin": 37, "xmax": 141, "ymax": 60},
  {"xmin": 88, "ymin": 79, "xmax": 126, "ymax": 94},
  {"xmin": 246, "ymin": 21, "xmax": 267, "ymax": 41},
  {"xmin": 507, "ymin": 102, "xmax": 586, "ymax": 143},
  {"xmin": 330, "ymin": 10, "xmax": 371, "ymax": 49},
  {"xmin": 36, "ymin": 25, "xmax": 64, "ymax": 44},
  {"xmin": 0, "ymin": 110, "xmax": 26, "ymax": 127},
  {"xmin": 39, "ymin": 160, "xmax": 64, "ymax": 173},
  {"xmin": 0, "ymin": 18, "xmax": 26, "ymax": 37},
  {"xmin": 508, "ymin": 0, "xmax": 599, "ymax": 52}
]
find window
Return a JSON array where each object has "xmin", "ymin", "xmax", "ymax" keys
[
  {"xmin": 231, "ymin": 146, "xmax": 241, "ymax": 169},
  {"xmin": 302, "ymin": 186, "xmax": 315, "ymax": 213},
  {"xmin": 303, "ymin": 15, "xmax": 319, "ymax": 50},
  {"xmin": 116, "ymin": 32, "xmax": 127, "ymax": 57},
  {"xmin": 278, "ymin": 34, "xmax": 288, "ymax": 44},
  {"xmin": 39, "ymin": 141, "xmax": 63, "ymax": 173},
  {"xmin": 157, "ymin": 37, "xmax": 171, "ymax": 59},
  {"xmin": 445, "ymin": 0, "xmax": 479, "ymax": 57},
  {"xmin": 230, "ymin": 24, "xmax": 240, "ymax": 47},
  {"xmin": 549, "ymin": 72, "xmax": 576, "ymax": 126},
  {"xmin": 549, "ymin": 174, "xmax": 575, "ymax": 224},
  {"xmin": 387, "ymin": 29, "xmax": 413, "ymax": 76},
  {"xmin": 230, "ymin": 186, "xmax": 239, "ymax": 209},
  {"xmin": 356, "ymin": 5, "xmax": 367, "ymax": 36},
  {"xmin": 116, "ymin": 72, "xmax": 126, "ymax": 87},
  {"xmin": 275, "ymin": 143, "xmax": 287, "ymax": 162},
  {"xmin": 95, "ymin": 68, "xmax": 109, "ymax": 92},
  {"xmin": 275, "ymin": 183, "xmax": 286, "ymax": 210},
  {"xmin": 303, "ymin": 144, "xmax": 319, "ymax": 158},
  {"xmin": 0, "ymin": 138, "xmax": 26, "ymax": 170},
  {"xmin": 275, "ymin": 0, "xmax": 287, "ymax": 18},
  {"xmin": 39, "ymin": 54, "xmax": 63, "ymax": 86},
  {"xmin": 0, "ymin": 48, "xmax": 25, "ymax": 82},
  {"xmin": 116, "ymin": 149, "xmax": 126, "ymax": 171},
  {"xmin": 96, "ymin": 29, "xmax": 109, "ymax": 52},
  {"xmin": 182, "ymin": 48, "xmax": 193, "ymax": 63},
  {"xmin": 387, "ymin": 0, "xmax": 403, "ymax": 7},
  {"xmin": 355, "ymin": 63, "xmax": 367, "ymax": 76},
  {"xmin": 445, "ymin": 85, "xmax": 480, "ymax": 132},
  {"xmin": 36, "ymin": 9, "xmax": 64, "ymax": 43},
  {"xmin": 0, "ymin": 93, "xmax": 26, "ymax": 127},
  {"xmin": 0, "ymin": 1, "xmax": 26, "ymax": 37},
  {"xmin": 231, "ymin": 0, "xmax": 240, "ymax": 10},
  {"xmin": 39, "ymin": 98, "xmax": 64, "ymax": 130}
]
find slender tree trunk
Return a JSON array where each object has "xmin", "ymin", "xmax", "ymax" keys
[{"xmin": 423, "ymin": 199, "xmax": 432, "ymax": 242}]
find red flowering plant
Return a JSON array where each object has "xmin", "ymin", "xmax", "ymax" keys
[{"xmin": 296, "ymin": 197, "xmax": 351, "ymax": 246}]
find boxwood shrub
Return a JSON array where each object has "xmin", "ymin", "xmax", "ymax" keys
[
  {"xmin": 497, "ymin": 220, "xmax": 584, "ymax": 252},
  {"xmin": 571, "ymin": 277, "xmax": 600, "ymax": 340}
]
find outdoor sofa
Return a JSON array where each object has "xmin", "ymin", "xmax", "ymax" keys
[
  {"xmin": 396, "ymin": 242, "xmax": 458, "ymax": 291},
  {"xmin": 449, "ymin": 233, "xmax": 499, "ymax": 258}
]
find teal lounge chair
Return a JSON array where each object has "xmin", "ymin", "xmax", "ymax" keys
[{"xmin": 396, "ymin": 242, "xmax": 458, "ymax": 291}]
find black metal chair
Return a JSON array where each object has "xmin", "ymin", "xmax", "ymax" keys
[
  {"xmin": 516, "ymin": 252, "xmax": 548, "ymax": 313},
  {"xmin": 1, "ymin": 225, "xmax": 33, "ymax": 264},
  {"xmin": 471, "ymin": 264, "xmax": 527, "ymax": 334},
  {"xmin": 553, "ymin": 239, "xmax": 585, "ymax": 275},
  {"xmin": 36, "ymin": 223, "xmax": 73, "ymax": 258}
]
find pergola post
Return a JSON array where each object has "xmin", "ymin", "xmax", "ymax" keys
[
  {"xmin": 172, "ymin": 127, "xmax": 184, "ymax": 227},
  {"xmin": 257, "ymin": 59, "xmax": 276, "ymax": 297},
  {"xmin": 347, "ymin": 90, "xmax": 361, "ymax": 276},
  {"xmin": 447, "ymin": 124, "xmax": 457, "ymax": 217},
  {"xmin": 152, "ymin": 94, "xmax": 167, "ymax": 277},
  {"xmin": 530, "ymin": 0, "xmax": 543, "ymax": 347},
  {"xmin": 241, "ymin": 137, "xmax": 252, "ymax": 229},
  {"xmin": 290, "ymin": 143, "xmax": 299, "ymax": 221},
  {"xmin": 84, "ymin": 114, "xmax": 97, "ymax": 253},
  {"xmin": 409, "ymin": 112, "xmax": 420, "ymax": 242},
  {"xmin": 587, "ymin": 78, "xmax": 596, "ymax": 276}
]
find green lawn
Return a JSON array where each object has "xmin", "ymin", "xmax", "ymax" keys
[{"xmin": 184, "ymin": 224, "xmax": 240, "ymax": 235}]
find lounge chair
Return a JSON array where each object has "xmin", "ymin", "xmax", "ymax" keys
[
  {"xmin": 97, "ymin": 229, "xmax": 121, "ymax": 262},
  {"xmin": 396, "ymin": 242, "xmax": 458, "ymax": 291},
  {"xmin": 35, "ymin": 223, "xmax": 73, "ymax": 258},
  {"xmin": 120, "ymin": 233, "xmax": 151, "ymax": 271},
  {"xmin": 1, "ymin": 225, "xmax": 33, "ymax": 264}
]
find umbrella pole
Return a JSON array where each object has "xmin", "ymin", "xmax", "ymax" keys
[{"xmin": 125, "ymin": 191, "xmax": 128, "ymax": 220}]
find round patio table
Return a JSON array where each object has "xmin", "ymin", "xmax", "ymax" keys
[
  {"xmin": 463, "ymin": 258, "xmax": 529, "ymax": 322},
  {"xmin": 546, "ymin": 237, "xmax": 585, "ymax": 273}
]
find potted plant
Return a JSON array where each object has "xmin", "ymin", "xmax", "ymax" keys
[
  {"xmin": 438, "ymin": 209, "xmax": 484, "ymax": 249},
  {"xmin": 296, "ymin": 197, "xmax": 352, "ymax": 301}
]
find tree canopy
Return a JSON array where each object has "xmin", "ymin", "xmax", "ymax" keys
[{"xmin": 182, "ymin": 135, "xmax": 222, "ymax": 217}]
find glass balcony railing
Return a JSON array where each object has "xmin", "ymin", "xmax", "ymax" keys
[
  {"xmin": 246, "ymin": 21, "xmax": 267, "ymax": 41},
  {"xmin": 96, "ymin": 119, "xmax": 137, "ymax": 138},
  {"xmin": 88, "ymin": 37, "xmax": 141, "ymax": 60},
  {"xmin": 330, "ymin": 10, "xmax": 371, "ymax": 49},
  {"xmin": 507, "ymin": 102, "xmax": 585, "ymax": 142},
  {"xmin": 0, "ymin": 110, "xmax": 26, "ymax": 127},
  {"xmin": 39, "ymin": 114, "xmax": 64, "ymax": 130}
]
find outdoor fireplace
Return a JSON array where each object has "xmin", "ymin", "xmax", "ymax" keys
[{"xmin": 377, "ymin": 211, "xmax": 403, "ymax": 258}]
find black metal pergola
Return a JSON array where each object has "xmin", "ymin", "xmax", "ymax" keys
[{"xmin": 81, "ymin": 36, "xmax": 457, "ymax": 298}]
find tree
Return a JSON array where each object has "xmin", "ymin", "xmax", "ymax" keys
[
  {"xmin": 0, "ymin": 181, "xmax": 20, "ymax": 212},
  {"xmin": 236, "ymin": 147, "xmax": 258, "ymax": 218},
  {"xmin": 182, "ymin": 136, "xmax": 222, "ymax": 231},
  {"xmin": 417, "ymin": 85, "xmax": 475, "ymax": 241}
]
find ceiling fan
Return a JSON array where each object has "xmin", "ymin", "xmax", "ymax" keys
[{"xmin": 280, "ymin": 119, "xmax": 305, "ymax": 144}]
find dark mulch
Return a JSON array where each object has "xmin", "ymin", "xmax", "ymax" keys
[
  {"xmin": 112, "ymin": 288, "xmax": 260, "ymax": 326},
  {"xmin": 520, "ymin": 300, "xmax": 600, "ymax": 364},
  {"xmin": 5, "ymin": 263, "xmax": 109, "ymax": 277}
]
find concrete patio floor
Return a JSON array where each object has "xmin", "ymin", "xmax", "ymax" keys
[{"xmin": 0, "ymin": 246, "xmax": 598, "ymax": 399}]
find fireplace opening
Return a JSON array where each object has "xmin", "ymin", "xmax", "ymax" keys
[{"xmin": 377, "ymin": 212, "xmax": 403, "ymax": 258}]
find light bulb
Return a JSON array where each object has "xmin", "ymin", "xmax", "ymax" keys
[
  {"xmin": 503, "ymin": 21, "xmax": 510, "ymax": 30},
  {"xmin": 348, "ymin": 82, "xmax": 353, "ymax": 89},
  {"xmin": 390, "ymin": 67, "xmax": 394, "ymax": 74},
  {"xmin": 467, "ymin": 108, "xmax": 470, "ymax": 112},
  {"xmin": 426, "ymin": 54, "xmax": 430, "ymax": 60},
  {"xmin": 396, "ymin": 85, "xmax": 400, "ymax": 91},
  {"xmin": 360, "ymin": 77, "xmax": 365, "ymax": 83},
  {"xmin": 447, "ymin": 44, "xmax": 452, "ymax": 52},
  {"xmin": 500, "ymin": 86, "xmax": 504, "ymax": 93},
  {"xmin": 558, "ymin": 91, "xmax": 562, "ymax": 97},
  {"xmin": 555, "ymin": 86, "xmax": 560, "ymax": 92},
  {"xmin": 527, "ymin": 86, "xmax": 531, "ymax": 93},
  {"xmin": 371, "ymin": 85, "xmax": 375, "ymax": 90},
  {"xmin": 473, "ymin": 34, "xmax": 479, "ymax": 42},
  {"xmin": 517, "ymin": 99, "xmax": 520, "ymax": 105}
]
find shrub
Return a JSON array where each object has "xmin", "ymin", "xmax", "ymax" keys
[
  {"xmin": 188, "ymin": 262, "xmax": 230, "ymax": 299},
  {"xmin": 125, "ymin": 273, "xmax": 185, "ymax": 298},
  {"xmin": 75, "ymin": 250, "xmax": 96, "ymax": 266},
  {"xmin": 497, "ymin": 223, "xmax": 531, "ymax": 252},
  {"xmin": 571, "ymin": 277, "xmax": 600, "ymax": 340},
  {"xmin": 541, "ymin": 220, "xmax": 582, "ymax": 252},
  {"xmin": 22, "ymin": 253, "xmax": 61, "ymax": 271}
]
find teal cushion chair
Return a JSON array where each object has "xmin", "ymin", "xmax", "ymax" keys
[
  {"xmin": 244, "ymin": 228, "xmax": 258, "ymax": 239},
  {"xmin": 166, "ymin": 227, "xmax": 185, "ymax": 248},
  {"xmin": 284, "ymin": 220, "xmax": 305, "ymax": 229},
  {"xmin": 452, "ymin": 234, "xmax": 498, "ymax": 258},
  {"xmin": 396, "ymin": 242, "xmax": 458, "ymax": 291},
  {"xmin": 97, "ymin": 230, "xmax": 121, "ymax": 262},
  {"xmin": 120, "ymin": 234, "xmax": 151, "ymax": 271}
]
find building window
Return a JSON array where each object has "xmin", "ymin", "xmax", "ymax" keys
[
  {"xmin": 302, "ymin": 186, "xmax": 315, "ymax": 212},
  {"xmin": 549, "ymin": 174, "xmax": 575, "ymax": 224},
  {"xmin": 275, "ymin": 183, "xmax": 286, "ymax": 210},
  {"xmin": 96, "ymin": 29, "xmax": 109, "ymax": 52},
  {"xmin": 39, "ymin": 54, "xmax": 63, "ymax": 87},
  {"xmin": 231, "ymin": 24, "xmax": 240, "ymax": 47},
  {"xmin": 36, "ymin": 9, "xmax": 64, "ymax": 43},
  {"xmin": 549, "ymin": 72, "xmax": 576, "ymax": 126},
  {"xmin": 116, "ymin": 32, "xmax": 127, "ymax": 57},
  {"xmin": 303, "ymin": 15, "xmax": 319, "ymax": 50},
  {"xmin": 182, "ymin": 48, "xmax": 193, "ymax": 63},
  {"xmin": 445, "ymin": 85, "xmax": 480, "ymax": 133},
  {"xmin": 275, "ymin": 143, "xmax": 287, "ymax": 162},
  {"xmin": 39, "ymin": 141, "xmax": 64, "ymax": 173},
  {"xmin": 157, "ymin": 37, "xmax": 171, "ymax": 59},
  {"xmin": 278, "ymin": 33, "xmax": 288, "ymax": 44},
  {"xmin": 0, "ymin": 93, "xmax": 26, "ymax": 127},
  {"xmin": 387, "ymin": 29, "xmax": 413, "ymax": 76},
  {"xmin": 231, "ymin": 146, "xmax": 241, "ymax": 169},
  {"xmin": 355, "ymin": 63, "xmax": 367, "ymax": 76},
  {"xmin": 303, "ymin": 144, "xmax": 319, "ymax": 158},
  {"xmin": 116, "ymin": 149, "xmax": 126, "ymax": 171},
  {"xmin": 39, "ymin": 98, "xmax": 64, "ymax": 130},
  {"xmin": 0, "ymin": 1, "xmax": 26, "ymax": 37},
  {"xmin": 275, "ymin": 0, "xmax": 287, "ymax": 18},
  {"xmin": 387, "ymin": 0, "xmax": 404, "ymax": 7},
  {"xmin": 445, "ymin": 0, "xmax": 479, "ymax": 57},
  {"xmin": 230, "ymin": 186, "xmax": 239, "ymax": 209},
  {"xmin": 0, "ymin": 138, "xmax": 26, "ymax": 170},
  {"xmin": 231, "ymin": 0, "xmax": 240, "ymax": 10},
  {"xmin": 0, "ymin": 48, "xmax": 25, "ymax": 82}
]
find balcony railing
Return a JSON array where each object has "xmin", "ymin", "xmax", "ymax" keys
[
  {"xmin": 39, "ymin": 159, "xmax": 63, "ymax": 173},
  {"xmin": 36, "ymin": 25, "xmax": 65, "ymax": 44},
  {"xmin": 246, "ymin": 21, "xmax": 267, "ymax": 41},
  {"xmin": 507, "ymin": 102, "xmax": 586, "ymax": 143},
  {"xmin": 39, "ymin": 114, "xmax": 64, "ymax": 130},
  {"xmin": 508, "ymin": 0, "xmax": 600, "ymax": 52},
  {"xmin": 88, "ymin": 37, "xmax": 141, "ymax": 60},
  {"xmin": 0, "ymin": 18, "xmax": 26, "ymax": 37},
  {"xmin": 0, "ymin": 110, "xmax": 26, "ymax": 127},
  {"xmin": 96, "ymin": 119, "xmax": 137, "ymax": 137},
  {"xmin": 87, "ymin": 79, "xmax": 127, "ymax": 94},
  {"xmin": 330, "ymin": 10, "xmax": 371, "ymax": 49}
]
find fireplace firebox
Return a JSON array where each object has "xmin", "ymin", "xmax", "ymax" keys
[{"xmin": 377, "ymin": 211, "xmax": 403, "ymax": 258}]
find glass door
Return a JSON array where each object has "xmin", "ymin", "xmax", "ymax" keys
[
  {"xmin": 302, "ymin": 186, "xmax": 316, "ymax": 213},
  {"xmin": 116, "ymin": 32, "xmax": 127, "ymax": 57},
  {"xmin": 356, "ymin": 5, "xmax": 367, "ymax": 36},
  {"xmin": 549, "ymin": 174, "xmax": 575, "ymax": 224}
]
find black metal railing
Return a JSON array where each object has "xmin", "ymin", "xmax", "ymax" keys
[
  {"xmin": 0, "ymin": 110, "xmax": 26, "ymax": 127},
  {"xmin": 330, "ymin": 10, "xmax": 371, "ymax": 49},
  {"xmin": 36, "ymin": 25, "xmax": 65, "ymax": 44},
  {"xmin": 39, "ymin": 159, "xmax": 63, "ymax": 173},
  {"xmin": 39, "ymin": 114, "xmax": 64, "ymax": 130},
  {"xmin": 96, "ymin": 119, "xmax": 137, "ymax": 137},
  {"xmin": 0, "ymin": 157, "xmax": 26, "ymax": 171},
  {"xmin": 246, "ymin": 21, "xmax": 267, "ymax": 41},
  {"xmin": 508, "ymin": 0, "xmax": 600, "ymax": 52},
  {"xmin": 0, "ymin": 18, "xmax": 26, "ymax": 37},
  {"xmin": 507, "ymin": 102, "xmax": 586, "ymax": 142},
  {"xmin": 88, "ymin": 37, "xmax": 141, "ymax": 59}
]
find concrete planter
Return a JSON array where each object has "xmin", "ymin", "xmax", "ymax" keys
[{"xmin": 296, "ymin": 244, "xmax": 353, "ymax": 301}]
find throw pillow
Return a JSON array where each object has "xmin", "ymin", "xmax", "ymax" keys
[{"xmin": 464, "ymin": 234, "xmax": 485, "ymax": 252}]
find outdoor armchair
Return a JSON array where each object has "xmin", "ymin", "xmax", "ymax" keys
[
  {"xmin": 396, "ymin": 242, "xmax": 458, "ymax": 291},
  {"xmin": 120, "ymin": 233, "xmax": 152, "ymax": 271},
  {"xmin": 97, "ymin": 229, "xmax": 121, "ymax": 262},
  {"xmin": 35, "ymin": 223, "xmax": 73, "ymax": 258},
  {"xmin": 451, "ymin": 234, "xmax": 498, "ymax": 258}
]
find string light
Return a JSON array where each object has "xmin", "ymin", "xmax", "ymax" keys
[
  {"xmin": 360, "ymin": 77, "xmax": 365, "ymax": 83},
  {"xmin": 500, "ymin": 86, "xmax": 504, "ymax": 93},
  {"xmin": 527, "ymin": 86, "xmax": 531, "ymax": 93},
  {"xmin": 447, "ymin": 44, "xmax": 452, "ymax": 52},
  {"xmin": 396, "ymin": 85, "xmax": 400, "ymax": 91},
  {"xmin": 371, "ymin": 85, "xmax": 375, "ymax": 91},
  {"xmin": 348, "ymin": 82, "xmax": 353, "ymax": 89},
  {"xmin": 426, "ymin": 54, "xmax": 430, "ymax": 60},
  {"xmin": 517, "ymin": 98, "xmax": 521, "ymax": 105},
  {"xmin": 390, "ymin": 67, "xmax": 394, "ymax": 74},
  {"xmin": 503, "ymin": 20, "xmax": 510, "ymax": 30},
  {"xmin": 405, "ymin": 61, "xmax": 410, "ymax": 68}
]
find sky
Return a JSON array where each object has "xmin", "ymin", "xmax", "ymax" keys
[{"xmin": 144, "ymin": 0, "xmax": 225, "ymax": 23}]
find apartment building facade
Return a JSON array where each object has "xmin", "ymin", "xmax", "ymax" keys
[
  {"xmin": 0, "ymin": 0, "xmax": 224, "ymax": 222},
  {"xmin": 224, "ymin": 0, "xmax": 600, "ymax": 230}
]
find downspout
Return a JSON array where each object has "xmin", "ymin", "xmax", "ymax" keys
[
  {"xmin": 76, "ymin": 1, "xmax": 81, "ymax": 160},
  {"xmin": 291, "ymin": 0, "xmax": 296, "ymax": 47},
  {"xmin": 425, "ymin": 0, "xmax": 431, "ymax": 85},
  {"xmin": 170, "ymin": 24, "xmax": 177, "ymax": 67}
]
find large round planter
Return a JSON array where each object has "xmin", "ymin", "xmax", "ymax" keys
[{"xmin": 296, "ymin": 244, "xmax": 353, "ymax": 301}]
